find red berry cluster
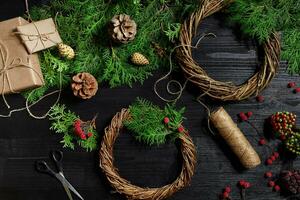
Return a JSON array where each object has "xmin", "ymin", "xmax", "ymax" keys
[
  {"xmin": 163, "ymin": 117, "xmax": 186, "ymax": 134},
  {"xmin": 238, "ymin": 112, "xmax": 253, "ymax": 122},
  {"xmin": 73, "ymin": 119, "xmax": 93, "ymax": 140},
  {"xmin": 287, "ymin": 82, "xmax": 300, "ymax": 93},
  {"xmin": 239, "ymin": 180, "xmax": 251, "ymax": 189},
  {"xmin": 219, "ymin": 186, "xmax": 231, "ymax": 200},
  {"xmin": 264, "ymin": 171, "xmax": 281, "ymax": 192},
  {"xmin": 265, "ymin": 152, "xmax": 280, "ymax": 165},
  {"xmin": 270, "ymin": 112, "xmax": 297, "ymax": 139}
]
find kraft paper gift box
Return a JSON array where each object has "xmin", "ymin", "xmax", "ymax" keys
[
  {"xmin": 16, "ymin": 18, "xmax": 62, "ymax": 54},
  {"xmin": 0, "ymin": 17, "xmax": 44, "ymax": 95}
]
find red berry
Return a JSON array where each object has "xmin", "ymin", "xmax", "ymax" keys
[
  {"xmin": 288, "ymin": 82, "xmax": 296, "ymax": 88},
  {"xmin": 256, "ymin": 95, "xmax": 265, "ymax": 103},
  {"xmin": 222, "ymin": 192, "xmax": 229, "ymax": 198},
  {"xmin": 268, "ymin": 181, "xmax": 275, "ymax": 187},
  {"xmin": 87, "ymin": 132, "xmax": 93, "ymax": 138},
  {"xmin": 266, "ymin": 159, "xmax": 273, "ymax": 165},
  {"xmin": 280, "ymin": 135, "xmax": 286, "ymax": 141},
  {"xmin": 239, "ymin": 180, "xmax": 246, "ymax": 187},
  {"xmin": 274, "ymin": 185, "xmax": 280, "ymax": 191},
  {"xmin": 294, "ymin": 87, "xmax": 300, "ymax": 93},
  {"xmin": 273, "ymin": 152, "xmax": 279, "ymax": 158},
  {"xmin": 244, "ymin": 182, "xmax": 251, "ymax": 189},
  {"xmin": 265, "ymin": 172, "xmax": 273, "ymax": 178},
  {"xmin": 270, "ymin": 155, "xmax": 276, "ymax": 161},
  {"xmin": 259, "ymin": 138, "xmax": 266, "ymax": 145},
  {"xmin": 224, "ymin": 186, "xmax": 231, "ymax": 193},
  {"xmin": 178, "ymin": 126, "xmax": 184, "ymax": 133},
  {"xmin": 239, "ymin": 112, "xmax": 248, "ymax": 121},
  {"xmin": 247, "ymin": 111, "xmax": 253, "ymax": 118},
  {"xmin": 163, "ymin": 117, "xmax": 170, "ymax": 124},
  {"xmin": 80, "ymin": 134, "xmax": 87, "ymax": 140}
]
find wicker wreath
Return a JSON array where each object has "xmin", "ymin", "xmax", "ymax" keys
[
  {"xmin": 176, "ymin": 0, "xmax": 281, "ymax": 101},
  {"xmin": 99, "ymin": 109, "xmax": 197, "ymax": 200}
]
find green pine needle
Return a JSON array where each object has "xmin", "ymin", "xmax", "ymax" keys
[
  {"xmin": 228, "ymin": 0, "xmax": 300, "ymax": 74},
  {"xmin": 49, "ymin": 104, "xmax": 98, "ymax": 151},
  {"xmin": 26, "ymin": 0, "xmax": 199, "ymax": 101},
  {"xmin": 124, "ymin": 98, "xmax": 186, "ymax": 146}
]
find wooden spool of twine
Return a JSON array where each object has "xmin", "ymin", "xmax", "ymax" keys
[
  {"xmin": 99, "ymin": 109, "xmax": 197, "ymax": 200},
  {"xmin": 210, "ymin": 107, "xmax": 261, "ymax": 169},
  {"xmin": 176, "ymin": 0, "xmax": 281, "ymax": 101}
]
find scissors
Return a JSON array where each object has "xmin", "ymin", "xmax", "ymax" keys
[{"xmin": 36, "ymin": 150, "xmax": 84, "ymax": 200}]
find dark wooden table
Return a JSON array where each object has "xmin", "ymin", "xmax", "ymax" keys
[{"xmin": 0, "ymin": 1, "xmax": 299, "ymax": 199}]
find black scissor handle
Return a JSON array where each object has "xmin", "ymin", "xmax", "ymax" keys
[
  {"xmin": 35, "ymin": 160, "xmax": 56, "ymax": 176},
  {"xmin": 51, "ymin": 150, "xmax": 64, "ymax": 173}
]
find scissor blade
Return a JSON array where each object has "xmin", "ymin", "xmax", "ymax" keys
[
  {"xmin": 55, "ymin": 174, "xmax": 73, "ymax": 200},
  {"xmin": 56, "ymin": 173, "xmax": 84, "ymax": 200}
]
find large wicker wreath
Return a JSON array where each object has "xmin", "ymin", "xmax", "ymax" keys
[
  {"xmin": 99, "ymin": 109, "xmax": 197, "ymax": 200},
  {"xmin": 176, "ymin": 0, "xmax": 281, "ymax": 101}
]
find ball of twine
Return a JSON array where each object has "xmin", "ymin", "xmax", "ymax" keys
[
  {"xmin": 176, "ymin": 0, "xmax": 281, "ymax": 101},
  {"xmin": 99, "ymin": 109, "xmax": 197, "ymax": 200}
]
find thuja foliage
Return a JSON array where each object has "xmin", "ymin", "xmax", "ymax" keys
[
  {"xmin": 125, "ymin": 98, "xmax": 185, "ymax": 145},
  {"xmin": 49, "ymin": 104, "xmax": 98, "ymax": 151},
  {"xmin": 27, "ymin": 0, "xmax": 199, "ymax": 102},
  {"xmin": 228, "ymin": 0, "xmax": 300, "ymax": 74}
]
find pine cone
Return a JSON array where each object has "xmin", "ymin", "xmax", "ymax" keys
[
  {"xmin": 280, "ymin": 170, "xmax": 300, "ymax": 194},
  {"xmin": 131, "ymin": 52, "xmax": 149, "ymax": 66},
  {"xmin": 109, "ymin": 14, "xmax": 137, "ymax": 44},
  {"xmin": 58, "ymin": 43, "xmax": 75, "ymax": 60},
  {"xmin": 71, "ymin": 72, "xmax": 98, "ymax": 99}
]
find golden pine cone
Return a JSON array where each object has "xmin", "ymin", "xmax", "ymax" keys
[
  {"xmin": 71, "ymin": 72, "xmax": 98, "ymax": 99},
  {"xmin": 109, "ymin": 14, "xmax": 137, "ymax": 44},
  {"xmin": 58, "ymin": 43, "xmax": 75, "ymax": 60},
  {"xmin": 131, "ymin": 53, "xmax": 149, "ymax": 66}
]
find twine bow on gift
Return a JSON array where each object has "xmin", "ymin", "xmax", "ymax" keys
[
  {"xmin": 15, "ymin": 21, "xmax": 59, "ymax": 53},
  {"xmin": 0, "ymin": 39, "xmax": 43, "ymax": 108}
]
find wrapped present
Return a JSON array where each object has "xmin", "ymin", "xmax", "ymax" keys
[
  {"xmin": 16, "ymin": 18, "xmax": 62, "ymax": 54},
  {"xmin": 0, "ymin": 17, "xmax": 44, "ymax": 95}
]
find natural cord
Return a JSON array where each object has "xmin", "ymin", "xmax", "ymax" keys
[
  {"xmin": 176, "ymin": 0, "xmax": 281, "ymax": 101},
  {"xmin": 99, "ymin": 109, "xmax": 197, "ymax": 200}
]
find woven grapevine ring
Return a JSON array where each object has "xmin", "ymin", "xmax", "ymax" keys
[
  {"xmin": 176, "ymin": 0, "xmax": 281, "ymax": 101},
  {"xmin": 99, "ymin": 109, "xmax": 197, "ymax": 200}
]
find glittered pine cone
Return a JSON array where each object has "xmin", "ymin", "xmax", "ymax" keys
[
  {"xmin": 109, "ymin": 14, "xmax": 137, "ymax": 44},
  {"xmin": 71, "ymin": 72, "xmax": 98, "ymax": 99}
]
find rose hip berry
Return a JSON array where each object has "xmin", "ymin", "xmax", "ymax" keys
[
  {"xmin": 266, "ymin": 158, "xmax": 273, "ymax": 165},
  {"xmin": 268, "ymin": 181, "xmax": 275, "ymax": 187},
  {"xmin": 274, "ymin": 185, "xmax": 280, "ymax": 191},
  {"xmin": 265, "ymin": 172, "xmax": 273, "ymax": 178},
  {"xmin": 256, "ymin": 95, "xmax": 265, "ymax": 103},
  {"xmin": 178, "ymin": 126, "xmax": 184, "ymax": 133},
  {"xmin": 224, "ymin": 186, "xmax": 231, "ymax": 193},
  {"xmin": 259, "ymin": 138, "xmax": 266, "ymax": 145},
  {"xmin": 222, "ymin": 192, "xmax": 229, "ymax": 199},
  {"xmin": 294, "ymin": 88, "xmax": 300, "ymax": 93},
  {"xmin": 163, "ymin": 117, "xmax": 170, "ymax": 124},
  {"xmin": 239, "ymin": 112, "xmax": 248, "ymax": 121},
  {"xmin": 247, "ymin": 111, "xmax": 253, "ymax": 118},
  {"xmin": 288, "ymin": 82, "xmax": 296, "ymax": 88}
]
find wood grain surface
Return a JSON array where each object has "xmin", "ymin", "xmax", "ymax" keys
[{"xmin": 0, "ymin": 1, "xmax": 299, "ymax": 200}]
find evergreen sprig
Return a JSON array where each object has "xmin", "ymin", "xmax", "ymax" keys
[
  {"xmin": 49, "ymin": 104, "xmax": 98, "ymax": 151},
  {"xmin": 27, "ymin": 0, "xmax": 199, "ymax": 101},
  {"xmin": 228, "ymin": 0, "xmax": 300, "ymax": 74},
  {"xmin": 124, "ymin": 98, "xmax": 186, "ymax": 145}
]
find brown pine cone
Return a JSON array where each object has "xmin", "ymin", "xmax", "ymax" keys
[
  {"xmin": 71, "ymin": 72, "xmax": 98, "ymax": 99},
  {"xmin": 280, "ymin": 170, "xmax": 300, "ymax": 194},
  {"xmin": 109, "ymin": 14, "xmax": 137, "ymax": 44}
]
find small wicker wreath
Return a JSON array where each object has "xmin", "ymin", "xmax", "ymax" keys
[
  {"xmin": 99, "ymin": 109, "xmax": 197, "ymax": 200},
  {"xmin": 176, "ymin": 0, "xmax": 281, "ymax": 101}
]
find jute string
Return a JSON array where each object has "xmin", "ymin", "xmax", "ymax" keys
[{"xmin": 99, "ymin": 109, "xmax": 197, "ymax": 200}]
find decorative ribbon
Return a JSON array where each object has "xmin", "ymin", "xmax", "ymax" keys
[
  {"xmin": 0, "ymin": 39, "xmax": 44, "ymax": 108},
  {"xmin": 15, "ymin": 21, "xmax": 60, "ymax": 53}
]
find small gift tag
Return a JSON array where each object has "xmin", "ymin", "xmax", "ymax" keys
[{"xmin": 16, "ymin": 18, "xmax": 62, "ymax": 54}]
